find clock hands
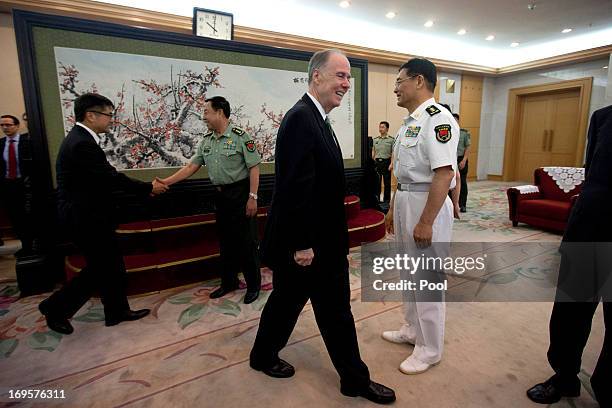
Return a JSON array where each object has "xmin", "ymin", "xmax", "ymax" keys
[{"xmin": 206, "ymin": 21, "xmax": 218, "ymax": 33}]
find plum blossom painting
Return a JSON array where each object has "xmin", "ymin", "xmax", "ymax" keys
[{"xmin": 54, "ymin": 47, "xmax": 355, "ymax": 169}]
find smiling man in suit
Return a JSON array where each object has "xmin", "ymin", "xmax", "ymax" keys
[
  {"xmin": 38, "ymin": 93, "xmax": 168, "ymax": 335},
  {"xmin": 249, "ymin": 49, "xmax": 395, "ymax": 404}
]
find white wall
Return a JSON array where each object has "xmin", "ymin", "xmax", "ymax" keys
[
  {"xmin": 478, "ymin": 58, "xmax": 610, "ymax": 179},
  {"xmin": 437, "ymin": 72, "xmax": 462, "ymax": 113}
]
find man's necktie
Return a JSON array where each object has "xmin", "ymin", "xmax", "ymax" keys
[
  {"xmin": 324, "ymin": 117, "xmax": 341, "ymax": 151},
  {"xmin": 7, "ymin": 139, "xmax": 17, "ymax": 179}
]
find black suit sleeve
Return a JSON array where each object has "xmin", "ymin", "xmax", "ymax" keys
[
  {"xmin": 74, "ymin": 139, "xmax": 152, "ymax": 196},
  {"xmin": 274, "ymin": 109, "xmax": 316, "ymax": 251}
]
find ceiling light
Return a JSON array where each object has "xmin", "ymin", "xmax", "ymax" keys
[
  {"xmin": 510, "ymin": 42, "xmax": 520, "ymax": 47},
  {"xmin": 339, "ymin": 1, "xmax": 350, "ymax": 8},
  {"xmin": 424, "ymin": 20, "xmax": 434, "ymax": 28},
  {"xmin": 457, "ymin": 29, "xmax": 466, "ymax": 35},
  {"xmin": 486, "ymin": 35, "xmax": 495, "ymax": 41},
  {"xmin": 604, "ymin": 66, "xmax": 609, "ymax": 69},
  {"xmin": 562, "ymin": 28, "xmax": 572, "ymax": 33},
  {"xmin": 385, "ymin": 11, "xmax": 396, "ymax": 19}
]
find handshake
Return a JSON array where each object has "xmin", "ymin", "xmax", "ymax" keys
[{"xmin": 151, "ymin": 177, "xmax": 169, "ymax": 196}]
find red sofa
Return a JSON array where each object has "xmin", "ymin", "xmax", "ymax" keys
[{"xmin": 507, "ymin": 167, "xmax": 584, "ymax": 233}]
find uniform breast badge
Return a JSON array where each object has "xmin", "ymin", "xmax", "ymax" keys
[{"xmin": 404, "ymin": 126, "xmax": 421, "ymax": 138}]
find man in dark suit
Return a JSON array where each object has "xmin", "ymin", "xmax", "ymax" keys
[
  {"xmin": 38, "ymin": 93, "xmax": 168, "ymax": 335},
  {"xmin": 0, "ymin": 114, "xmax": 34, "ymax": 255},
  {"xmin": 527, "ymin": 104, "xmax": 611, "ymax": 406},
  {"xmin": 249, "ymin": 50, "xmax": 395, "ymax": 404}
]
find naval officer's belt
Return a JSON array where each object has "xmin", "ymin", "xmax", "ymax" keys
[{"xmin": 396, "ymin": 182, "xmax": 431, "ymax": 192}]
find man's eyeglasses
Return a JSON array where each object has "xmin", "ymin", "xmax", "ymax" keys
[
  {"xmin": 0, "ymin": 123, "xmax": 17, "ymax": 127},
  {"xmin": 394, "ymin": 74, "xmax": 421, "ymax": 88},
  {"xmin": 87, "ymin": 110, "xmax": 114, "ymax": 118}
]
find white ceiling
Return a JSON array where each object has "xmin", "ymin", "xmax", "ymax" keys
[{"xmin": 99, "ymin": 0, "xmax": 612, "ymax": 68}]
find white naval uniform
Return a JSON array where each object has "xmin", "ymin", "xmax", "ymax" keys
[{"xmin": 392, "ymin": 97, "xmax": 459, "ymax": 364}]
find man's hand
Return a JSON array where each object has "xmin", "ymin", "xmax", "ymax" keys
[
  {"xmin": 151, "ymin": 177, "xmax": 169, "ymax": 196},
  {"xmin": 385, "ymin": 210, "xmax": 394, "ymax": 234},
  {"xmin": 459, "ymin": 160, "xmax": 467, "ymax": 170},
  {"xmin": 246, "ymin": 197, "xmax": 257, "ymax": 217},
  {"xmin": 413, "ymin": 221, "xmax": 433, "ymax": 248},
  {"xmin": 294, "ymin": 248, "xmax": 314, "ymax": 266}
]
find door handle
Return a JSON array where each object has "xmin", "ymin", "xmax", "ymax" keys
[
  {"xmin": 542, "ymin": 130, "xmax": 548, "ymax": 151},
  {"xmin": 548, "ymin": 130, "xmax": 554, "ymax": 151}
]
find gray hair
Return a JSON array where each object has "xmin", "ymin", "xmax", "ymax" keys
[{"xmin": 307, "ymin": 49, "xmax": 346, "ymax": 85}]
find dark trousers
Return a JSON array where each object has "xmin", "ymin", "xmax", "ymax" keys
[
  {"xmin": 457, "ymin": 156, "xmax": 468, "ymax": 208},
  {"xmin": 43, "ymin": 223, "xmax": 129, "ymax": 319},
  {"xmin": 547, "ymin": 301, "xmax": 610, "ymax": 405},
  {"xmin": 375, "ymin": 158, "xmax": 391, "ymax": 202},
  {"xmin": 1, "ymin": 178, "xmax": 33, "ymax": 249},
  {"xmin": 250, "ymin": 256, "xmax": 370, "ymax": 391},
  {"xmin": 215, "ymin": 178, "xmax": 260, "ymax": 292}
]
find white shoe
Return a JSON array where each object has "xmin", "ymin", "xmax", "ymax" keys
[
  {"xmin": 398, "ymin": 355, "xmax": 439, "ymax": 375},
  {"xmin": 381, "ymin": 330, "xmax": 415, "ymax": 345}
]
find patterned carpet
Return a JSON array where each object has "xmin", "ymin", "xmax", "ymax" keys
[{"xmin": 0, "ymin": 182, "xmax": 604, "ymax": 408}]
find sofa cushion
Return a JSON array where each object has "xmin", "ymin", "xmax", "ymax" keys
[{"xmin": 519, "ymin": 199, "xmax": 572, "ymax": 222}]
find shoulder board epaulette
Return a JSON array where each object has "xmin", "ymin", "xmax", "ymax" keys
[
  {"xmin": 204, "ymin": 130, "xmax": 213, "ymax": 137},
  {"xmin": 232, "ymin": 127, "xmax": 245, "ymax": 136},
  {"xmin": 426, "ymin": 105, "xmax": 441, "ymax": 116}
]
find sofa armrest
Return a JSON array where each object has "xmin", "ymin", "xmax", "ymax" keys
[{"xmin": 507, "ymin": 185, "xmax": 542, "ymax": 222}]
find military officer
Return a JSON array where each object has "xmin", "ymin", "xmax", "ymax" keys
[
  {"xmin": 372, "ymin": 121, "xmax": 395, "ymax": 202},
  {"xmin": 162, "ymin": 96, "xmax": 262, "ymax": 304},
  {"xmin": 382, "ymin": 58, "xmax": 458, "ymax": 374},
  {"xmin": 453, "ymin": 113, "xmax": 471, "ymax": 212}
]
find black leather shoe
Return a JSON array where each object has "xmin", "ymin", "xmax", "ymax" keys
[
  {"xmin": 250, "ymin": 359, "xmax": 295, "ymax": 378},
  {"xmin": 526, "ymin": 376, "xmax": 580, "ymax": 404},
  {"xmin": 209, "ymin": 286, "xmax": 237, "ymax": 299},
  {"xmin": 341, "ymin": 381, "xmax": 396, "ymax": 404},
  {"xmin": 460, "ymin": 206, "xmax": 467, "ymax": 213},
  {"xmin": 105, "ymin": 309, "xmax": 150, "ymax": 327},
  {"xmin": 38, "ymin": 301, "xmax": 73, "ymax": 335},
  {"xmin": 244, "ymin": 290, "xmax": 260, "ymax": 304}
]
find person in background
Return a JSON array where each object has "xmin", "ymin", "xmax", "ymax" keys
[
  {"xmin": 0, "ymin": 114, "xmax": 34, "ymax": 255},
  {"xmin": 161, "ymin": 96, "xmax": 262, "ymax": 305},
  {"xmin": 372, "ymin": 121, "xmax": 394, "ymax": 203},
  {"xmin": 453, "ymin": 113, "xmax": 471, "ymax": 212}
]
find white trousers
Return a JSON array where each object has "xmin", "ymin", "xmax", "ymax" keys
[{"xmin": 393, "ymin": 190, "xmax": 453, "ymax": 364}]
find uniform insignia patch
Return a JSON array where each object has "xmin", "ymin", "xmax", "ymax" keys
[
  {"xmin": 232, "ymin": 127, "xmax": 245, "ymax": 136},
  {"xmin": 404, "ymin": 125, "xmax": 421, "ymax": 138},
  {"xmin": 245, "ymin": 140, "xmax": 256, "ymax": 152},
  {"xmin": 434, "ymin": 124, "xmax": 452, "ymax": 143},
  {"xmin": 426, "ymin": 105, "xmax": 441, "ymax": 116}
]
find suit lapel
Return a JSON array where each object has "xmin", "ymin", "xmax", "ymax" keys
[{"xmin": 300, "ymin": 94, "xmax": 343, "ymax": 165}]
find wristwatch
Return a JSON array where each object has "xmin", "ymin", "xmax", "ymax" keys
[{"xmin": 249, "ymin": 192, "xmax": 258, "ymax": 200}]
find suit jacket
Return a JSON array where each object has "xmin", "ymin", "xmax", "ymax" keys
[
  {"xmin": 261, "ymin": 94, "xmax": 348, "ymax": 268},
  {"xmin": 0, "ymin": 133, "xmax": 32, "ymax": 183},
  {"xmin": 563, "ymin": 105, "xmax": 612, "ymax": 242},
  {"xmin": 56, "ymin": 125, "xmax": 152, "ymax": 231}
]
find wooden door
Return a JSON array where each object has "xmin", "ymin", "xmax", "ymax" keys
[{"xmin": 515, "ymin": 90, "xmax": 580, "ymax": 181}]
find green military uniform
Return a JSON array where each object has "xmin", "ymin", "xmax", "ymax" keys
[
  {"xmin": 456, "ymin": 128, "xmax": 471, "ymax": 210},
  {"xmin": 192, "ymin": 123, "xmax": 262, "ymax": 293},
  {"xmin": 372, "ymin": 135, "xmax": 395, "ymax": 202}
]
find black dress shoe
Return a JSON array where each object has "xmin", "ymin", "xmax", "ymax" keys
[
  {"xmin": 341, "ymin": 381, "xmax": 396, "ymax": 404},
  {"xmin": 38, "ymin": 302, "xmax": 73, "ymax": 335},
  {"xmin": 244, "ymin": 290, "xmax": 260, "ymax": 304},
  {"xmin": 460, "ymin": 206, "xmax": 467, "ymax": 213},
  {"xmin": 526, "ymin": 376, "xmax": 580, "ymax": 404},
  {"xmin": 250, "ymin": 359, "xmax": 295, "ymax": 378},
  {"xmin": 209, "ymin": 286, "xmax": 237, "ymax": 299},
  {"xmin": 105, "ymin": 309, "xmax": 150, "ymax": 327}
]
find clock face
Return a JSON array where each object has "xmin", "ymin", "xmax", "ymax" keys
[{"xmin": 195, "ymin": 10, "xmax": 233, "ymax": 40}]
